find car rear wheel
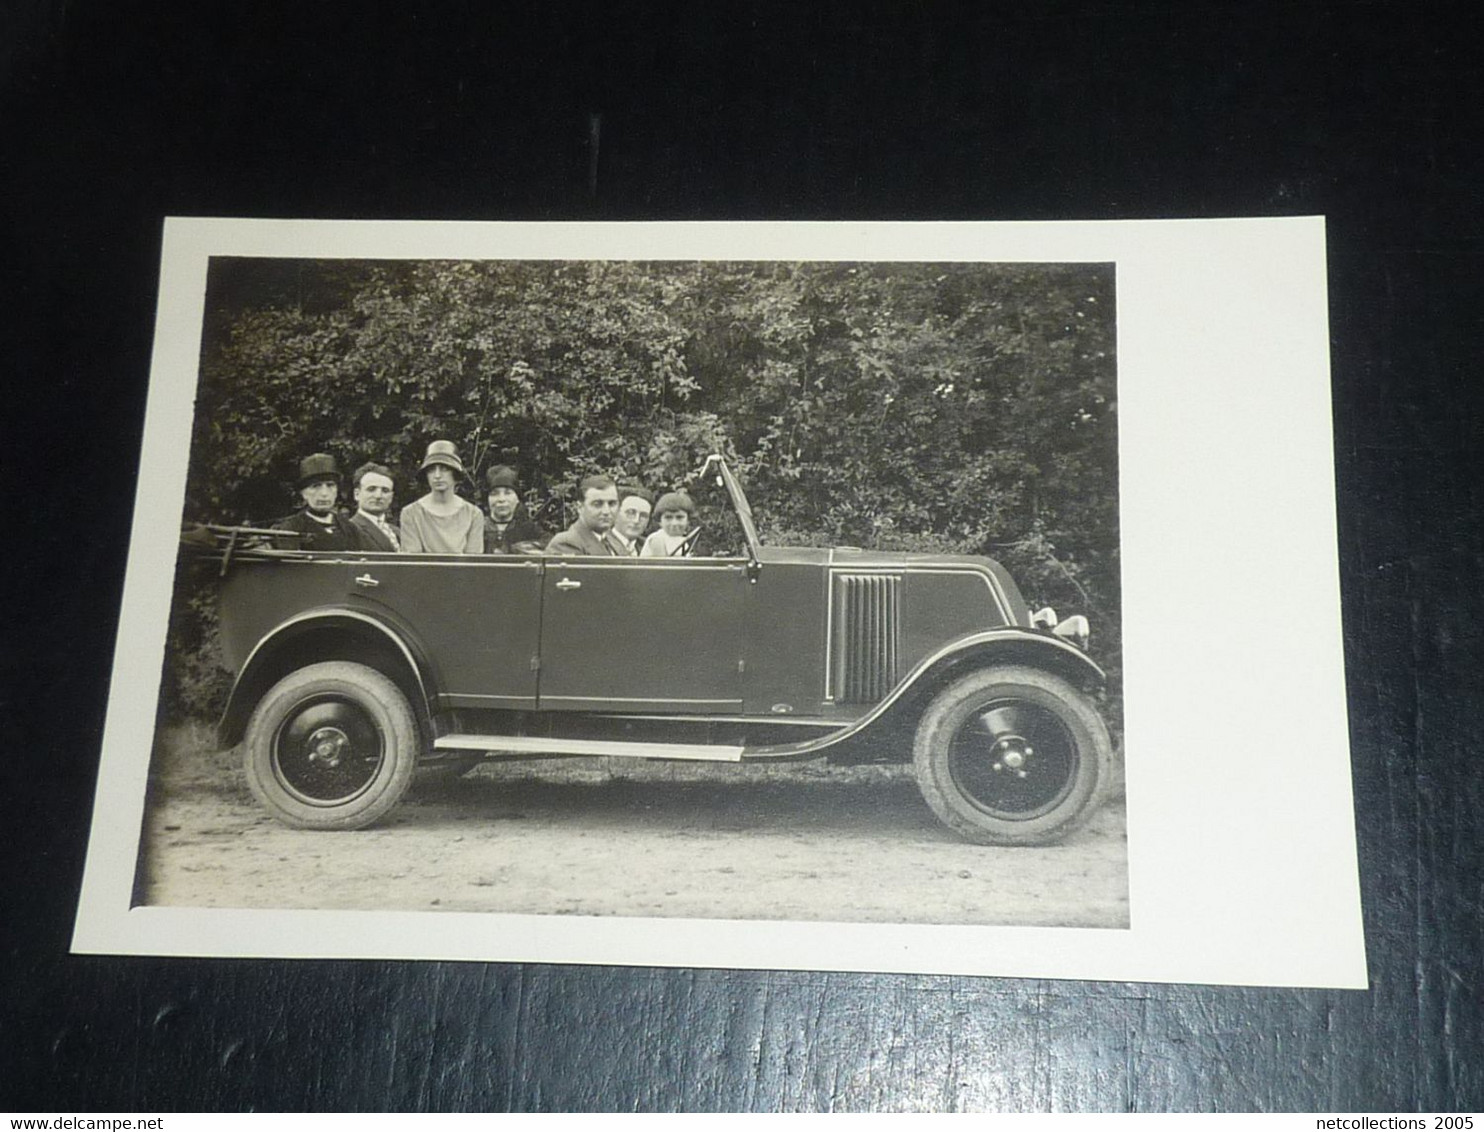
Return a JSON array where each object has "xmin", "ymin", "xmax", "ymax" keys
[
  {"xmin": 913, "ymin": 665, "xmax": 1113, "ymax": 846},
  {"xmin": 243, "ymin": 661, "xmax": 419, "ymax": 830}
]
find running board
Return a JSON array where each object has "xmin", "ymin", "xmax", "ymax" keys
[{"xmin": 433, "ymin": 734, "xmax": 745, "ymax": 762}]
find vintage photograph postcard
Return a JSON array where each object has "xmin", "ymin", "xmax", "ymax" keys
[{"xmin": 73, "ymin": 218, "xmax": 1365, "ymax": 987}]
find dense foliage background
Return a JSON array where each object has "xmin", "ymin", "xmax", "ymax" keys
[{"xmin": 164, "ymin": 258, "xmax": 1120, "ymax": 723}]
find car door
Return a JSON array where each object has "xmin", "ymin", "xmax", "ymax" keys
[
  {"xmin": 346, "ymin": 555, "xmax": 544, "ymax": 709},
  {"xmin": 537, "ymin": 555, "xmax": 747, "ymax": 712}
]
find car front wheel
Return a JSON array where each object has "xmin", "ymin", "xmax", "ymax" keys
[
  {"xmin": 913, "ymin": 665, "xmax": 1113, "ymax": 846},
  {"xmin": 243, "ymin": 661, "xmax": 419, "ymax": 830}
]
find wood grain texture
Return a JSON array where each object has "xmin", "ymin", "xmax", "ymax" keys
[{"xmin": 2, "ymin": 2, "xmax": 1480, "ymax": 1112}]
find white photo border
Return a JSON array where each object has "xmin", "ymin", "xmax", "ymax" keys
[{"xmin": 73, "ymin": 218, "xmax": 1366, "ymax": 989}]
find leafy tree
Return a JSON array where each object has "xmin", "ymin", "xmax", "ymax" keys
[{"xmin": 167, "ymin": 257, "xmax": 1121, "ymax": 727}]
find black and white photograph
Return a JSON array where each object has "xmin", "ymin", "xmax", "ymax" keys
[
  {"xmin": 75, "ymin": 218, "xmax": 1362, "ymax": 986},
  {"xmin": 13, "ymin": 4, "xmax": 1484, "ymax": 1113},
  {"xmin": 142, "ymin": 250, "xmax": 1127, "ymax": 929}
]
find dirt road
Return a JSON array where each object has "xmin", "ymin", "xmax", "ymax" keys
[{"xmin": 138, "ymin": 729, "xmax": 1129, "ymax": 929}]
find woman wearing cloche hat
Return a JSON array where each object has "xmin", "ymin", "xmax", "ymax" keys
[
  {"xmin": 270, "ymin": 451, "xmax": 362, "ymax": 551},
  {"xmin": 398, "ymin": 440, "xmax": 484, "ymax": 553},
  {"xmin": 482, "ymin": 464, "xmax": 546, "ymax": 554}
]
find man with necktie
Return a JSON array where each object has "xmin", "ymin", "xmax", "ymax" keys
[
  {"xmin": 608, "ymin": 485, "xmax": 653, "ymax": 557},
  {"xmin": 348, "ymin": 461, "xmax": 401, "ymax": 551},
  {"xmin": 546, "ymin": 474, "xmax": 622, "ymax": 556}
]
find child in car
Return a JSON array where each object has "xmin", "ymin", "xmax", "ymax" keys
[{"xmin": 641, "ymin": 491, "xmax": 699, "ymax": 557}]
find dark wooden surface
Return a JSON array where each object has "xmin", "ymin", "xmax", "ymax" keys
[{"xmin": 3, "ymin": 3, "xmax": 1480, "ymax": 1112}]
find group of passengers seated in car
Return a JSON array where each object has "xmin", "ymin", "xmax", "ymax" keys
[{"xmin": 272, "ymin": 441, "xmax": 699, "ymax": 557}]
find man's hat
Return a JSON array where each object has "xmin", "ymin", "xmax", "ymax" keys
[
  {"xmin": 486, "ymin": 464, "xmax": 520, "ymax": 490},
  {"xmin": 655, "ymin": 491, "xmax": 695, "ymax": 516},
  {"xmin": 297, "ymin": 452, "xmax": 340, "ymax": 488},
  {"xmin": 419, "ymin": 439, "xmax": 466, "ymax": 476}
]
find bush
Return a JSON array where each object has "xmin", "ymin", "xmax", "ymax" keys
[
  {"xmin": 161, "ymin": 259, "xmax": 1123, "ymax": 730},
  {"xmin": 157, "ymin": 557, "xmax": 232, "ymax": 726}
]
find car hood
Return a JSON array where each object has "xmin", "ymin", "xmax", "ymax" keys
[
  {"xmin": 759, "ymin": 545, "xmax": 1026, "ymax": 613},
  {"xmin": 758, "ymin": 544, "xmax": 1008, "ymax": 572}
]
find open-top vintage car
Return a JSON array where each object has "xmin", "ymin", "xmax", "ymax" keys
[{"xmin": 196, "ymin": 456, "xmax": 1118, "ymax": 845}]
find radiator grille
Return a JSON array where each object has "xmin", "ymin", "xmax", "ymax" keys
[{"xmin": 831, "ymin": 574, "xmax": 902, "ymax": 703}]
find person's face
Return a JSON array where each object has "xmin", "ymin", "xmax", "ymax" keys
[
  {"xmin": 487, "ymin": 485, "xmax": 518, "ymax": 521},
  {"xmin": 615, "ymin": 496, "xmax": 652, "ymax": 541},
  {"xmin": 354, "ymin": 472, "xmax": 394, "ymax": 516},
  {"xmin": 660, "ymin": 510, "xmax": 690, "ymax": 536},
  {"xmin": 578, "ymin": 485, "xmax": 619, "ymax": 533},
  {"xmin": 426, "ymin": 464, "xmax": 456, "ymax": 494},
  {"xmin": 300, "ymin": 477, "xmax": 338, "ymax": 514}
]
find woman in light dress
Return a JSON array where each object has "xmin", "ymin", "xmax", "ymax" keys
[{"xmin": 399, "ymin": 440, "xmax": 484, "ymax": 554}]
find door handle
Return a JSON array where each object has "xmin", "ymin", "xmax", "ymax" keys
[
  {"xmin": 354, "ymin": 574, "xmax": 380, "ymax": 588},
  {"xmin": 555, "ymin": 577, "xmax": 582, "ymax": 591}
]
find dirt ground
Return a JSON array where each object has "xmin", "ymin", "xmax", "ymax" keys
[{"xmin": 137, "ymin": 726, "xmax": 1130, "ymax": 929}]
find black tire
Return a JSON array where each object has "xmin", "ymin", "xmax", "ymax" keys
[
  {"xmin": 913, "ymin": 665, "xmax": 1114, "ymax": 846},
  {"xmin": 243, "ymin": 661, "xmax": 419, "ymax": 830}
]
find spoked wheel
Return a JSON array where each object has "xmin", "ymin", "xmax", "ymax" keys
[
  {"xmin": 243, "ymin": 662, "xmax": 419, "ymax": 830},
  {"xmin": 913, "ymin": 665, "xmax": 1113, "ymax": 846}
]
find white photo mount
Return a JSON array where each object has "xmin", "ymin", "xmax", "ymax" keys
[{"xmin": 73, "ymin": 218, "xmax": 1365, "ymax": 989}]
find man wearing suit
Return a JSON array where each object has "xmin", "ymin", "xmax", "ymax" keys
[
  {"xmin": 545, "ymin": 474, "xmax": 620, "ymax": 556},
  {"xmin": 348, "ymin": 462, "xmax": 400, "ymax": 551},
  {"xmin": 607, "ymin": 485, "xmax": 653, "ymax": 557}
]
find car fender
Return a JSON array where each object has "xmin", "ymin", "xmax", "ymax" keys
[
  {"xmin": 905, "ymin": 626, "xmax": 1106, "ymax": 693},
  {"xmin": 747, "ymin": 627, "xmax": 1106, "ymax": 762},
  {"xmin": 218, "ymin": 605, "xmax": 437, "ymax": 747}
]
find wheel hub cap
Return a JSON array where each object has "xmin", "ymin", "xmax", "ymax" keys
[
  {"xmin": 273, "ymin": 696, "xmax": 385, "ymax": 807},
  {"xmin": 990, "ymin": 733, "xmax": 1033, "ymax": 776},
  {"xmin": 307, "ymin": 726, "xmax": 349, "ymax": 768},
  {"xmin": 946, "ymin": 698, "xmax": 1079, "ymax": 819}
]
